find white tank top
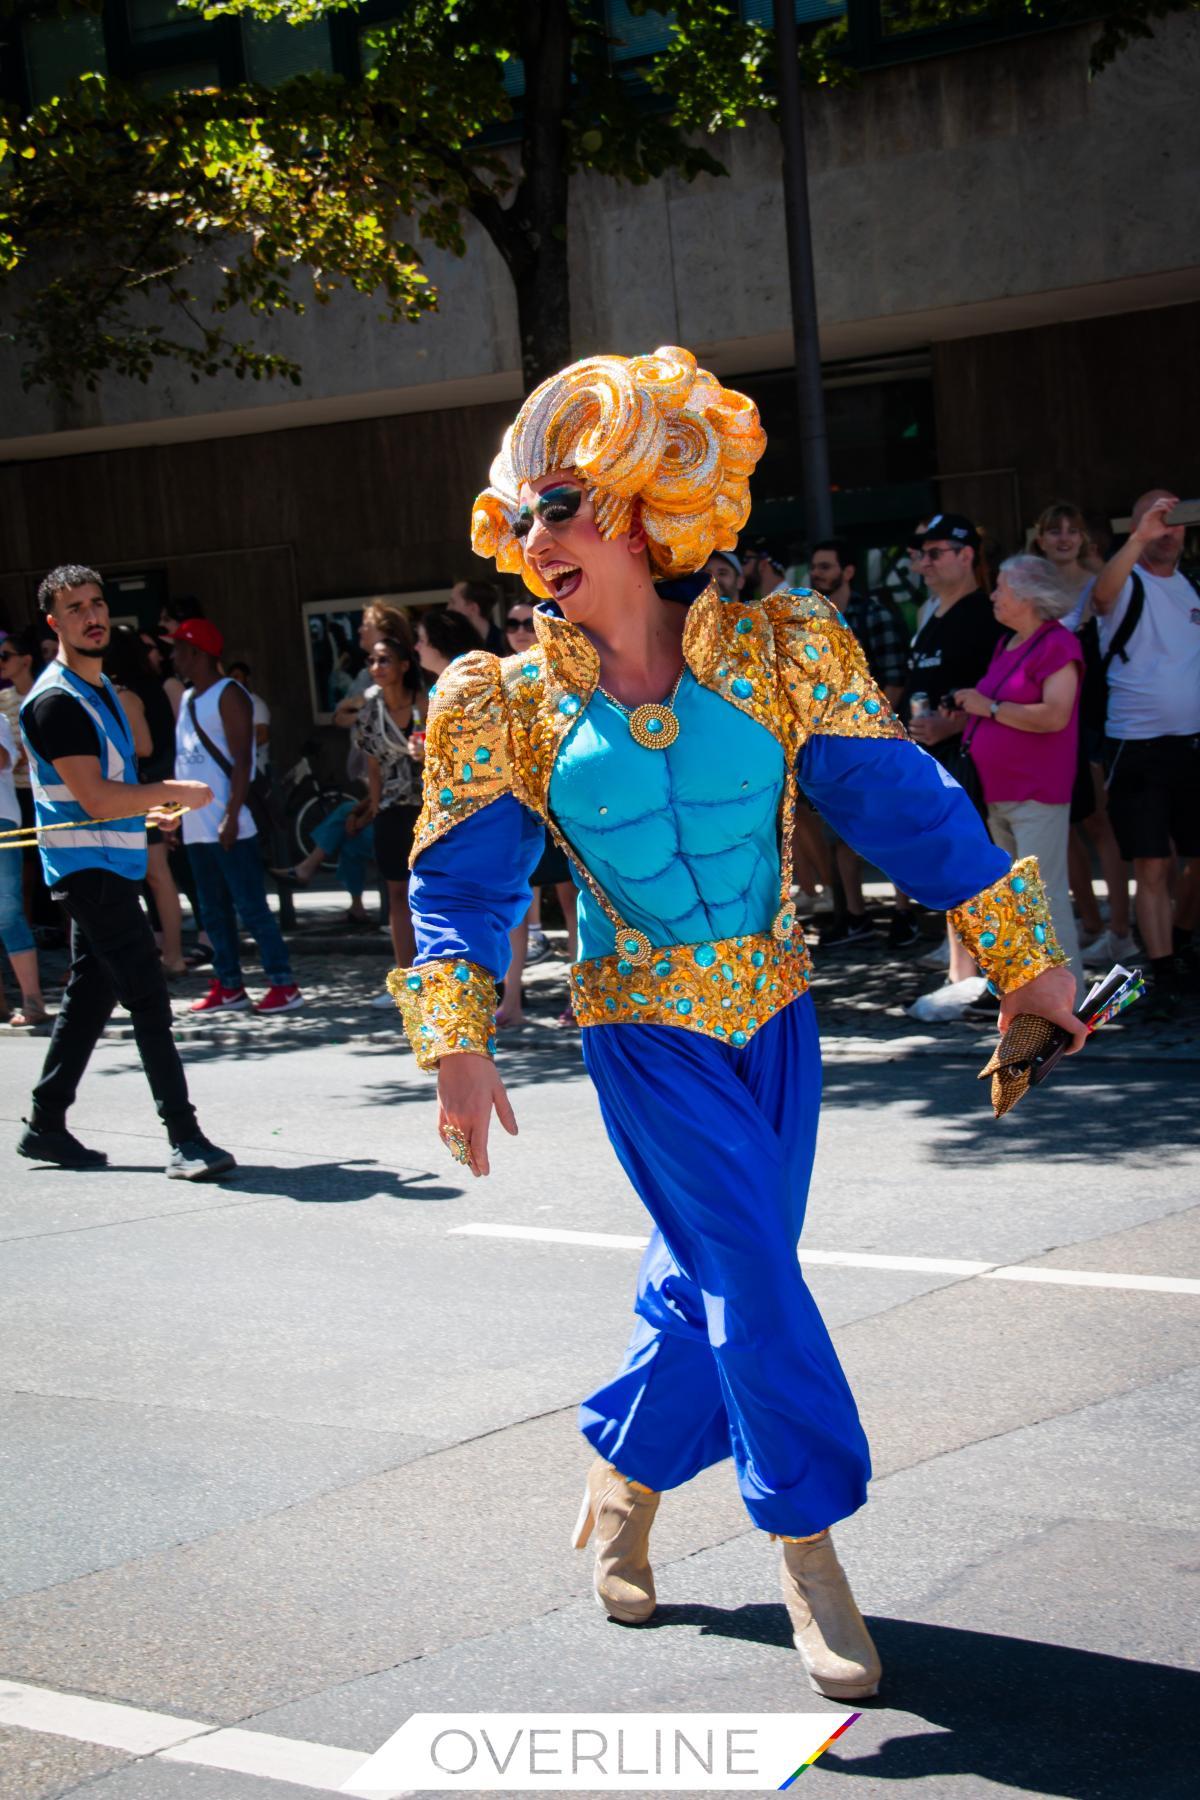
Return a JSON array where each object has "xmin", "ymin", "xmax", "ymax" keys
[{"xmin": 175, "ymin": 678, "xmax": 257, "ymax": 846}]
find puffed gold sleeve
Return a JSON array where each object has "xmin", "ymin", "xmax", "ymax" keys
[
  {"xmin": 949, "ymin": 856, "xmax": 1069, "ymax": 993},
  {"xmin": 766, "ymin": 589, "xmax": 905, "ymax": 745},
  {"xmin": 409, "ymin": 649, "xmax": 514, "ymax": 864}
]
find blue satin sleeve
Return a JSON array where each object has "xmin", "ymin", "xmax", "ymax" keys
[
  {"xmin": 798, "ymin": 734, "xmax": 1009, "ymax": 910},
  {"xmin": 408, "ymin": 795, "xmax": 546, "ymax": 977}
]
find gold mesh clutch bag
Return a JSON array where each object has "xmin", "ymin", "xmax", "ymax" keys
[{"xmin": 978, "ymin": 1013, "xmax": 1064, "ymax": 1118}]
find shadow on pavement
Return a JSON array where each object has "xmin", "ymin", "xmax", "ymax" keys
[
  {"xmin": 820, "ymin": 1053, "xmax": 1199, "ymax": 1165},
  {"xmin": 222, "ymin": 1160, "xmax": 464, "ymax": 1204},
  {"xmin": 634, "ymin": 1606, "xmax": 1197, "ymax": 1797},
  {"xmin": 818, "ymin": 1615, "xmax": 1199, "ymax": 1798}
]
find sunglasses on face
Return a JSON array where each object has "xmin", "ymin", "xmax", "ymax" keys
[
  {"xmin": 917, "ymin": 544, "xmax": 967, "ymax": 562},
  {"xmin": 512, "ymin": 484, "xmax": 584, "ymax": 541},
  {"xmin": 505, "ymin": 614, "xmax": 535, "ymax": 633}
]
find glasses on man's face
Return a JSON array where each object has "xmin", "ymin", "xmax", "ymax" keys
[
  {"xmin": 0, "ymin": 649, "xmax": 15, "ymax": 662},
  {"xmin": 917, "ymin": 544, "xmax": 966, "ymax": 563},
  {"xmin": 506, "ymin": 615, "xmax": 535, "ymax": 634}
]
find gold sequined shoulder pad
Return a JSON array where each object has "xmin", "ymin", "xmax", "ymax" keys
[
  {"xmin": 766, "ymin": 587, "xmax": 904, "ymax": 744},
  {"xmin": 410, "ymin": 650, "xmax": 514, "ymax": 862}
]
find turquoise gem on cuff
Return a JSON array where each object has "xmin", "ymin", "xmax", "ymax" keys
[
  {"xmin": 654, "ymin": 959, "xmax": 672, "ymax": 977},
  {"xmin": 559, "ymin": 694, "xmax": 581, "ymax": 717},
  {"xmin": 980, "ymin": 931, "xmax": 997, "ymax": 948},
  {"xmin": 1034, "ymin": 924, "xmax": 1047, "ymax": 943},
  {"xmin": 731, "ymin": 1029, "xmax": 748, "ymax": 1046},
  {"xmin": 438, "ymin": 787, "xmax": 455, "ymax": 806},
  {"xmin": 453, "ymin": 963, "xmax": 471, "ymax": 982},
  {"xmin": 731, "ymin": 677, "xmax": 753, "ymax": 699},
  {"xmin": 804, "ymin": 644, "xmax": 820, "ymax": 661},
  {"xmin": 1010, "ymin": 875, "xmax": 1026, "ymax": 893},
  {"xmin": 813, "ymin": 683, "xmax": 829, "ymax": 701},
  {"xmin": 475, "ymin": 746, "xmax": 491, "ymax": 763},
  {"xmin": 693, "ymin": 944, "xmax": 717, "ymax": 968},
  {"xmin": 405, "ymin": 974, "xmax": 422, "ymax": 992},
  {"xmin": 622, "ymin": 937, "xmax": 641, "ymax": 956},
  {"xmin": 617, "ymin": 959, "xmax": 633, "ymax": 975},
  {"xmin": 864, "ymin": 698, "xmax": 881, "ymax": 714},
  {"xmin": 461, "ymin": 764, "xmax": 473, "ymax": 780},
  {"xmin": 736, "ymin": 618, "xmax": 754, "ymax": 634},
  {"xmin": 675, "ymin": 998, "xmax": 693, "ymax": 1016},
  {"xmin": 522, "ymin": 662, "xmax": 540, "ymax": 680}
]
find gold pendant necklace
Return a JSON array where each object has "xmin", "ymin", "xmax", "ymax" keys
[{"xmin": 598, "ymin": 667, "xmax": 686, "ymax": 750}]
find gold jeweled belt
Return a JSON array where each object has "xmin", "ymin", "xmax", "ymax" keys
[{"xmin": 570, "ymin": 927, "xmax": 812, "ymax": 1041}]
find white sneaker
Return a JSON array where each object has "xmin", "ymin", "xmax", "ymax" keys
[
  {"xmin": 525, "ymin": 925, "xmax": 549, "ymax": 963},
  {"xmin": 371, "ymin": 989, "xmax": 396, "ymax": 1008},
  {"xmin": 917, "ymin": 939, "xmax": 951, "ymax": 971},
  {"xmin": 906, "ymin": 976, "xmax": 988, "ymax": 1022},
  {"xmin": 1105, "ymin": 932, "xmax": 1139, "ymax": 963}
]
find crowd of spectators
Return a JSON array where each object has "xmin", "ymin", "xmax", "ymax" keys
[{"xmin": 2, "ymin": 491, "xmax": 1195, "ymax": 1036}]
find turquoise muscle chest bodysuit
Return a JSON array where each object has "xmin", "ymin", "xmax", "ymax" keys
[{"xmin": 548, "ymin": 674, "xmax": 786, "ymax": 960}]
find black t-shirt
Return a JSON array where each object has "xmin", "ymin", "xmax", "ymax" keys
[
  {"xmin": 21, "ymin": 680, "xmax": 129, "ymax": 768},
  {"xmin": 903, "ymin": 590, "xmax": 1004, "ymax": 717}
]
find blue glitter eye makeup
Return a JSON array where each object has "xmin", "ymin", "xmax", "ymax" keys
[{"xmin": 513, "ymin": 485, "xmax": 584, "ymax": 539}]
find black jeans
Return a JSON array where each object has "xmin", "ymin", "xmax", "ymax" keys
[{"xmin": 31, "ymin": 869, "xmax": 197, "ymax": 1143}]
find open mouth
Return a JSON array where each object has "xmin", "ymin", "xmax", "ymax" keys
[{"xmin": 542, "ymin": 564, "xmax": 582, "ymax": 601}]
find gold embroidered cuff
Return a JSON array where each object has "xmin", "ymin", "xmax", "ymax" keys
[
  {"xmin": 386, "ymin": 958, "xmax": 497, "ymax": 1070},
  {"xmin": 948, "ymin": 855, "xmax": 1068, "ymax": 994}
]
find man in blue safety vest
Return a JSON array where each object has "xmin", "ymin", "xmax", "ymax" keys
[{"xmin": 17, "ymin": 564, "xmax": 236, "ymax": 1179}]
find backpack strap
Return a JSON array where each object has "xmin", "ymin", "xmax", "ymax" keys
[
  {"xmin": 1101, "ymin": 572, "xmax": 1145, "ymax": 671},
  {"xmin": 185, "ymin": 692, "xmax": 234, "ymax": 780}
]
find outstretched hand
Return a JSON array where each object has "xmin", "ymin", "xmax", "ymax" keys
[
  {"xmin": 437, "ymin": 1052, "xmax": 518, "ymax": 1178},
  {"xmin": 997, "ymin": 964, "xmax": 1087, "ymax": 1054}
]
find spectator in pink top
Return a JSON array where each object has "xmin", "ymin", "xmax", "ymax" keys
[{"xmin": 954, "ymin": 555, "xmax": 1084, "ymax": 996}]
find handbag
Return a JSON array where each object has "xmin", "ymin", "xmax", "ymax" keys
[{"xmin": 946, "ymin": 623, "xmax": 1055, "ymax": 821}]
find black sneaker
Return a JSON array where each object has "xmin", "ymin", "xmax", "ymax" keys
[
  {"xmin": 887, "ymin": 913, "xmax": 923, "ymax": 951},
  {"xmin": 819, "ymin": 914, "xmax": 875, "ymax": 952},
  {"xmin": 166, "ymin": 1135, "xmax": 237, "ymax": 1181},
  {"xmin": 17, "ymin": 1120, "xmax": 108, "ymax": 1169}
]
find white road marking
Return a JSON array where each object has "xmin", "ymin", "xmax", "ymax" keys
[
  {"xmin": 0, "ymin": 1679, "xmax": 208, "ymax": 1754},
  {"xmin": 159, "ymin": 1725, "xmax": 377, "ymax": 1791},
  {"xmin": 449, "ymin": 1223, "xmax": 1200, "ymax": 1295},
  {"xmin": 0, "ymin": 1679, "xmax": 402, "ymax": 1795}
]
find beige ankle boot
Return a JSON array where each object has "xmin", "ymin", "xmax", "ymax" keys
[
  {"xmin": 572, "ymin": 1456, "xmax": 661, "ymax": 1624},
  {"xmin": 779, "ymin": 1532, "xmax": 882, "ymax": 1699}
]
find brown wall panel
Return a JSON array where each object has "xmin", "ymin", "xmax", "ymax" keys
[{"xmin": 934, "ymin": 301, "xmax": 1200, "ymax": 546}]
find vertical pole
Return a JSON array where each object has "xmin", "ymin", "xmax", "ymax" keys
[{"xmin": 774, "ymin": 0, "xmax": 834, "ymax": 544}]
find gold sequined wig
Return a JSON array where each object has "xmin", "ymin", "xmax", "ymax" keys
[{"xmin": 471, "ymin": 346, "xmax": 767, "ymax": 597}]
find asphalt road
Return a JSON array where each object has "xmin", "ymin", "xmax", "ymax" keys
[{"xmin": 1, "ymin": 968, "xmax": 1197, "ymax": 1800}]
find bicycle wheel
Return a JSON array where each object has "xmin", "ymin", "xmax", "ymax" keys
[{"xmin": 292, "ymin": 789, "xmax": 358, "ymax": 860}]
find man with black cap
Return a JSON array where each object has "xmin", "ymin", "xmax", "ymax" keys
[
  {"xmin": 902, "ymin": 514, "xmax": 1003, "ymax": 751},
  {"xmin": 901, "ymin": 516, "xmax": 1005, "ymax": 1016}
]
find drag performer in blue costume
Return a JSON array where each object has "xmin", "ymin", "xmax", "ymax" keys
[{"xmin": 389, "ymin": 348, "xmax": 1084, "ymax": 1699}]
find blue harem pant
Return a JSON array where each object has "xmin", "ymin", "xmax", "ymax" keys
[{"xmin": 577, "ymin": 993, "xmax": 870, "ymax": 1537}]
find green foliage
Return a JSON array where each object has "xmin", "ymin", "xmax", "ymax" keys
[{"xmin": 2, "ymin": 0, "xmax": 1196, "ymax": 400}]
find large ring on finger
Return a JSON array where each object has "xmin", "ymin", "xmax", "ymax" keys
[{"xmin": 442, "ymin": 1124, "xmax": 471, "ymax": 1165}]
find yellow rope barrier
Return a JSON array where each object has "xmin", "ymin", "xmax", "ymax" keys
[{"xmin": 0, "ymin": 804, "xmax": 189, "ymax": 849}]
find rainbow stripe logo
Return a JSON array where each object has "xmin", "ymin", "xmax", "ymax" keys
[{"xmin": 777, "ymin": 1712, "xmax": 861, "ymax": 1786}]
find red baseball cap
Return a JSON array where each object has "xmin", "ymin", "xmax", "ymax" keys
[{"xmin": 173, "ymin": 617, "xmax": 224, "ymax": 658}]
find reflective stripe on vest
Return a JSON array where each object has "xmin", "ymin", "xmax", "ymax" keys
[{"xmin": 19, "ymin": 662, "xmax": 148, "ymax": 885}]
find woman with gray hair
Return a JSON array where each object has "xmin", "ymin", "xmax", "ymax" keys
[{"xmin": 954, "ymin": 555, "xmax": 1085, "ymax": 993}]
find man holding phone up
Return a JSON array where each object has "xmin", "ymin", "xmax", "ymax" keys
[
  {"xmin": 1092, "ymin": 490, "xmax": 1200, "ymax": 1017},
  {"xmin": 17, "ymin": 565, "xmax": 236, "ymax": 1179}
]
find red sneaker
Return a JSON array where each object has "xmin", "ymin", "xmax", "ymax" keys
[
  {"xmin": 254, "ymin": 984, "xmax": 304, "ymax": 1015},
  {"xmin": 190, "ymin": 980, "xmax": 250, "ymax": 1014}
]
